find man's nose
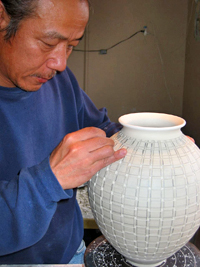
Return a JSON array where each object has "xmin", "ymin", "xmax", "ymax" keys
[{"xmin": 46, "ymin": 45, "xmax": 68, "ymax": 72}]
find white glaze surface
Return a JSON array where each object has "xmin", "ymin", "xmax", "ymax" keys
[{"xmin": 88, "ymin": 113, "xmax": 200, "ymax": 266}]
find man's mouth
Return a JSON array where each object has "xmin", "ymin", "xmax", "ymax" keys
[
  {"xmin": 32, "ymin": 71, "xmax": 57, "ymax": 84},
  {"xmin": 34, "ymin": 77, "xmax": 47, "ymax": 83}
]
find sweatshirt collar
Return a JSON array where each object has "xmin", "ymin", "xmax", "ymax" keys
[{"xmin": 0, "ymin": 86, "xmax": 35, "ymax": 100}]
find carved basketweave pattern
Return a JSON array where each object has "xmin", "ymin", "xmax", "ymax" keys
[{"xmin": 88, "ymin": 131, "xmax": 200, "ymax": 264}]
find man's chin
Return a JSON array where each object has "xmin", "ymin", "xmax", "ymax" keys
[
  {"xmin": 16, "ymin": 82, "xmax": 43, "ymax": 92},
  {"xmin": 20, "ymin": 85, "xmax": 43, "ymax": 92},
  {"xmin": 16, "ymin": 78, "xmax": 47, "ymax": 92}
]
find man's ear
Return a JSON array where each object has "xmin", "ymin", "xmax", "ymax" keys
[{"xmin": 0, "ymin": 1, "xmax": 10, "ymax": 30}]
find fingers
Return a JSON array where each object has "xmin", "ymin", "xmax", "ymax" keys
[
  {"xmin": 50, "ymin": 127, "xmax": 108, "ymax": 168},
  {"xmin": 49, "ymin": 127, "xmax": 127, "ymax": 189},
  {"xmin": 186, "ymin": 135, "xmax": 195, "ymax": 143},
  {"xmin": 67, "ymin": 136, "xmax": 115, "ymax": 156},
  {"xmin": 90, "ymin": 148, "xmax": 127, "ymax": 174},
  {"xmin": 63, "ymin": 127, "xmax": 106, "ymax": 144}
]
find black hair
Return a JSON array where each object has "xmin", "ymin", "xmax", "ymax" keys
[{"xmin": 0, "ymin": 0, "xmax": 38, "ymax": 40}]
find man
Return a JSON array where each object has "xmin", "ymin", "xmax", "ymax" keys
[{"xmin": 0, "ymin": 0, "xmax": 126, "ymax": 264}]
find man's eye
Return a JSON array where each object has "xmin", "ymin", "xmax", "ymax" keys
[{"xmin": 42, "ymin": 41, "xmax": 56, "ymax": 48}]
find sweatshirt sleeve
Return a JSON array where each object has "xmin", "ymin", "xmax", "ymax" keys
[
  {"xmin": 0, "ymin": 156, "xmax": 72, "ymax": 256},
  {"xmin": 78, "ymin": 89, "xmax": 123, "ymax": 137},
  {"xmin": 66, "ymin": 68, "xmax": 123, "ymax": 137}
]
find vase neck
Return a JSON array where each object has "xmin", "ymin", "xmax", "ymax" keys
[
  {"xmin": 121, "ymin": 127, "xmax": 183, "ymax": 140},
  {"xmin": 119, "ymin": 113, "xmax": 186, "ymax": 141}
]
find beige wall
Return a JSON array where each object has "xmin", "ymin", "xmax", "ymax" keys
[
  {"xmin": 68, "ymin": 0, "xmax": 188, "ymax": 122},
  {"xmin": 183, "ymin": 0, "xmax": 200, "ymax": 147}
]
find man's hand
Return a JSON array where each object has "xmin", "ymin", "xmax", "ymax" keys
[
  {"xmin": 187, "ymin": 136, "xmax": 195, "ymax": 143},
  {"xmin": 49, "ymin": 127, "xmax": 127, "ymax": 189}
]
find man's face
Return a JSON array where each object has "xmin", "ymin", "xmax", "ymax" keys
[{"xmin": 0, "ymin": 0, "xmax": 89, "ymax": 91}]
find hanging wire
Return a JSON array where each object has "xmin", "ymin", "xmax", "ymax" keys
[{"xmin": 74, "ymin": 29, "xmax": 145, "ymax": 54}]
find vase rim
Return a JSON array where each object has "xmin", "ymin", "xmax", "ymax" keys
[{"xmin": 119, "ymin": 112, "xmax": 186, "ymax": 131}]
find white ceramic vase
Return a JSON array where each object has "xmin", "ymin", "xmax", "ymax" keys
[{"xmin": 88, "ymin": 112, "xmax": 200, "ymax": 267}]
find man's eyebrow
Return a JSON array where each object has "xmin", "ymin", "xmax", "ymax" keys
[{"xmin": 44, "ymin": 31, "xmax": 84, "ymax": 41}]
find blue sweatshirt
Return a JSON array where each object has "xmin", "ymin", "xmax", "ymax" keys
[{"xmin": 0, "ymin": 67, "xmax": 121, "ymax": 263}]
